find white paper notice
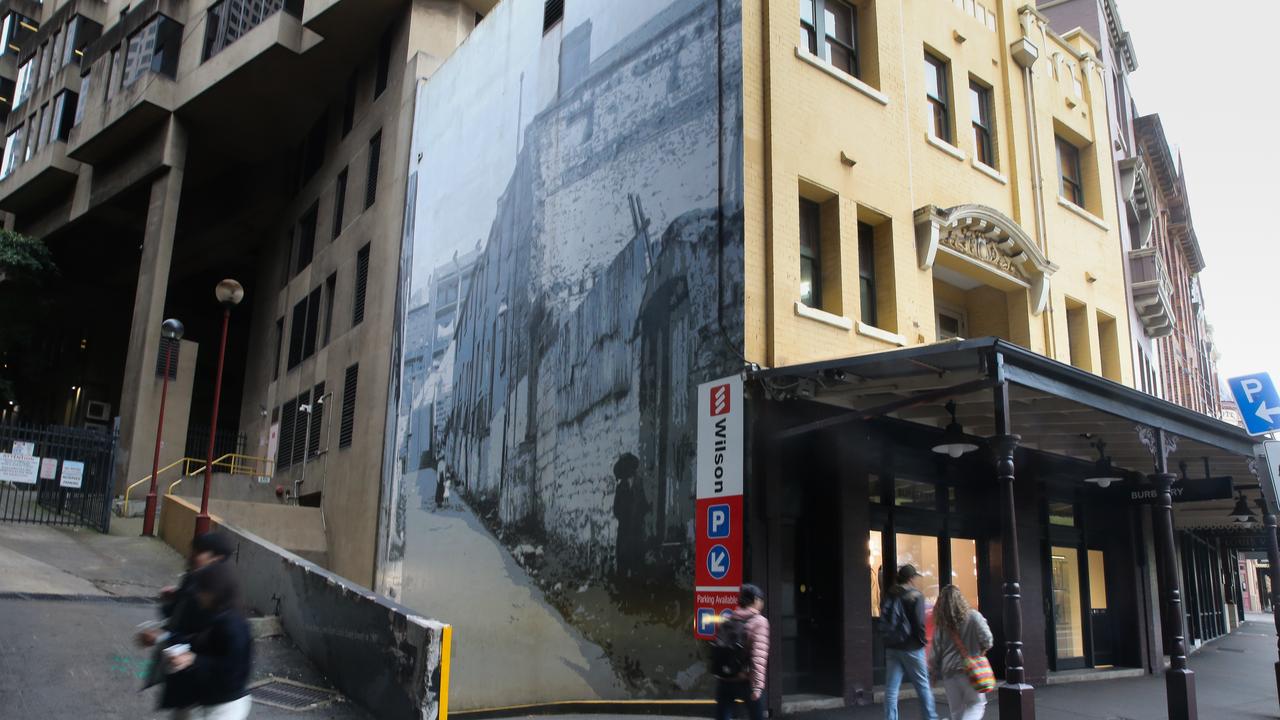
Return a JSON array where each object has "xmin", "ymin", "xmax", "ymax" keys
[
  {"xmin": 0, "ymin": 453, "xmax": 39, "ymax": 484},
  {"xmin": 39, "ymin": 458, "xmax": 56, "ymax": 480},
  {"xmin": 12, "ymin": 441, "xmax": 34, "ymax": 456},
  {"xmin": 60, "ymin": 460, "xmax": 85, "ymax": 489}
]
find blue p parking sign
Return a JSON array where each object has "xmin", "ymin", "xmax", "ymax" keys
[{"xmin": 1228, "ymin": 373, "xmax": 1280, "ymax": 436}]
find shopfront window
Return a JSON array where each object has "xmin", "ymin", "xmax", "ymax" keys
[
  {"xmin": 1049, "ymin": 501, "xmax": 1075, "ymax": 527},
  {"xmin": 896, "ymin": 532, "xmax": 941, "ymax": 609},
  {"xmin": 950, "ymin": 537, "xmax": 979, "ymax": 610},
  {"xmin": 1088, "ymin": 549, "xmax": 1107, "ymax": 609},
  {"xmin": 895, "ymin": 477, "xmax": 938, "ymax": 510},
  {"xmin": 870, "ymin": 530, "xmax": 883, "ymax": 616}
]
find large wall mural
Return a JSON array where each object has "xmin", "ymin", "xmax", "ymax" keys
[{"xmin": 379, "ymin": 0, "xmax": 744, "ymax": 708}]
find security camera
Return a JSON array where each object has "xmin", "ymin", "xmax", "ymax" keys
[{"xmin": 300, "ymin": 404, "xmax": 313, "ymax": 414}]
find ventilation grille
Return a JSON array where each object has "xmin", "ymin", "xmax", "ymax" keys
[
  {"xmin": 250, "ymin": 677, "xmax": 339, "ymax": 711},
  {"xmin": 339, "ymin": 364, "xmax": 358, "ymax": 449},
  {"xmin": 155, "ymin": 337, "xmax": 180, "ymax": 379},
  {"xmin": 353, "ymin": 243, "xmax": 370, "ymax": 326}
]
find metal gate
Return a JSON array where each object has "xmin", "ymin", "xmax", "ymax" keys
[{"xmin": 0, "ymin": 422, "xmax": 117, "ymax": 532}]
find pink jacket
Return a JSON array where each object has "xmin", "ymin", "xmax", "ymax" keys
[{"xmin": 732, "ymin": 606, "xmax": 770, "ymax": 695}]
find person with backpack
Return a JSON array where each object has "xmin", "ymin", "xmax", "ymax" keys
[
  {"xmin": 711, "ymin": 583, "xmax": 770, "ymax": 720},
  {"xmin": 929, "ymin": 585, "xmax": 994, "ymax": 720},
  {"xmin": 880, "ymin": 564, "xmax": 938, "ymax": 720}
]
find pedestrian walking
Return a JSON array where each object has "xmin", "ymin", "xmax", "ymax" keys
[
  {"xmin": 929, "ymin": 585, "xmax": 994, "ymax": 720},
  {"xmin": 711, "ymin": 583, "xmax": 770, "ymax": 720},
  {"xmin": 164, "ymin": 559, "xmax": 254, "ymax": 719},
  {"xmin": 138, "ymin": 532, "xmax": 234, "ymax": 703},
  {"xmin": 879, "ymin": 564, "xmax": 938, "ymax": 720}
]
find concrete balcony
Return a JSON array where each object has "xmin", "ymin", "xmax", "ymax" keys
[
  {"xmin": 66, "ymin": 69, "xmax": 176, "ymax": 165},
  {"xmin": 1130, "ymin": 246, "xmax": 1175, "ymax": 338},
  {"xmin": 302, "ymin": 0, "xmax": 402, "ymax": 40},
  {"xmin": 0, "ymin": 138, "xmax": 79, "ymax": 213}
]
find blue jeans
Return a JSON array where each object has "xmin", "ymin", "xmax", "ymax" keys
[{"xmin": 884, "ymin": 647, "xmax": 937, "ymax": 720}]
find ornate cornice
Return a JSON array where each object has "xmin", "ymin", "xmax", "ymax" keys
[{"xmin": 914, "ymin": 204, "xmax": 1057, "ymax": 315}]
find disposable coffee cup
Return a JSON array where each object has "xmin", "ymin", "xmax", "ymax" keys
[{"xmin": 163, "ymin": 643, "xmax": 191, "ymax": 673}]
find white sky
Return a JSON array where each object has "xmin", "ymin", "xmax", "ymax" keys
[{"xmin": 1120, "ymin": 0, "xmax": 1280, "ymax": 381}]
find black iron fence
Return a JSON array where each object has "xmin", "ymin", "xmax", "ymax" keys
[
  {"xmin": 0, "ymin": 422, "xmax": 116, "ymax": 531},
  {"xmin": 184, "ymin": 425, "xmax": 246, "ymax": 462}
]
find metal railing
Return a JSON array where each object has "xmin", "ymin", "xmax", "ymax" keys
[
  {"xmin": 166, "ymin": 452, "xmax": 275, "ymax": 496},
  {"xmin": 122, "ymin": 452, "xmax": 275, "ymax": 515}
]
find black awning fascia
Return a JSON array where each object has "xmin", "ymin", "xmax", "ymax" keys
[
  {"xmin": 994, "ymin": 342, "xmax": 1257, "ymax": 458},
  {"xmin": 753, "ymin": 337, "xmax": 1258, "ymax": 458}
]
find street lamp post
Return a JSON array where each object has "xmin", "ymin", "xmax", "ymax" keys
[
  {"xmin": 194, "ymin": 279, "xmax": 243, "ymax": 537},
  {"xmin": 142, "ymin": 318, "xmax": 184, "ymax": 537}
]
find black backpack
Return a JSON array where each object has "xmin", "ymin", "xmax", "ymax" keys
[
  {"xmin": 710, "ymin": 615, "xmax": 752, "ymax": 680},
  {"xmin": 878, "ymin": 590, "xmax": 914, "ymax": 647}
]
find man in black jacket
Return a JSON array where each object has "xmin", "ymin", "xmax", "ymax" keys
[{"xmin": 882, "ymin": 564, "xmax": 937, "ymax": 720}]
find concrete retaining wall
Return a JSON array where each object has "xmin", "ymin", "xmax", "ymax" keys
[{"xmin": 160, "ymin": 495, "xmax": 450, "ymax": 720}]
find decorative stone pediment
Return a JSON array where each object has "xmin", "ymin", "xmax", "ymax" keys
[{"xmin": 914, "ymin": 204, "xmax": 1059, "ymax": 315}]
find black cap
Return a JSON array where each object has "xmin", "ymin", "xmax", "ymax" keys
[
  {"xmin": 897, "ymin": 564, "xmax": 921, "ymax": 584},
  {"xmin": 192, "ymin": 531, "xmax": 234, "ymax": 559},
  {"xmin": 739, "ymin": 583, "xmax": 764, "ymax": 607}
]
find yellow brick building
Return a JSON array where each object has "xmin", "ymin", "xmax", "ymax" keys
[{"xmin": 743, "ymin": 0, "xmax": 1132, "ymax": 383}]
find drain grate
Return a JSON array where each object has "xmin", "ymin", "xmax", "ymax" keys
[{"xmin": 250, "ymin": 677, "xmax": 339, "ymax": 711}]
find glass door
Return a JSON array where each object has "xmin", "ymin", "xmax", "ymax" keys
[
  {"xmin": 1050, "ymin": 546, "xmax": 1086, "ymax": 668},
  {"xmin": 1087, "ymin": 549, "xmax": 1114, "ymax": 666}
]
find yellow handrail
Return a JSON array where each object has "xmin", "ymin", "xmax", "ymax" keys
[
  {"xmin": 166, "ymin": 453, "xmax": 276, "ymax": 497},
  {"xmin": 123, "ymin": 457, "xmax": 202, "ymax": 515}
]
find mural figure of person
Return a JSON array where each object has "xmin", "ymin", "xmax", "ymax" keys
[
  {"xmin": 435, "ymin": 471, "xmax": 448, "ymax": 511},
  {"xmin": 612, "ymin": 452, "xmax": 649, "ymax": 588}
]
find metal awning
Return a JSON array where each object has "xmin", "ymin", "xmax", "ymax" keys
[{"xmin": 754, "ymin": 338, "xmax": 1272, "ymax": 533}]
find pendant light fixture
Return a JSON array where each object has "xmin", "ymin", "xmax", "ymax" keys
[
  {"xmin": 931, "ymin": 400, "xmax": 979, "ymax": 458},
  {"xmin": 1084, "ymin": 438, "xmax": 1124, "ymax": 488},
  {"xmin": 1229, "ymin": 493, "xmax": 1257, "ymax": 524}
]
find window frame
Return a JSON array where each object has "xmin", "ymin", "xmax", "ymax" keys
[
  {"xmin": 924, "ymin": 51, "xmax": 951, "ymax": 143},
  {"xmin": 857, "ymin": 220, "xmax": 877, "ymax": 326},
  {"xmin": 936, "ymin": 303, "xmax": 968, "ymax": 341},
  {"xmin": 365, "ymin": 131, "xmax": 381, "ymax": 209},
  {"xmin": 332, "ymin": 167, "xmax": 347, "ymax": 240},
  {"xmin": 798, "ymin": 196, "xmax": 823, "ymax": 309},
  {"xmin": 800, "ymin": 0, "xmax": 859, "ymax": 78},
  {"xmin": 969, "ymin": 78, "xmax": 995, "ymax": 168},
  {"xmin": 1056, "ymin": 135, "xmax": 1084, "ymax": 206}
]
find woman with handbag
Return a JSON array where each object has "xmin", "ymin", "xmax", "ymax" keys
[{"xmin": 928, "ymin": 585, "xmax": 994, "ymax": 720}]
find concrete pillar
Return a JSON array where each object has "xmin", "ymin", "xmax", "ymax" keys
[{"xmin": 114, "ymin": 121, "xmax": 187, "ymax": 494}]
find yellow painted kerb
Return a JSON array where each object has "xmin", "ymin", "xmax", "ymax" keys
[{"xmin": 440, "ymin": 624, "xmax": 453, "ymax": 720}]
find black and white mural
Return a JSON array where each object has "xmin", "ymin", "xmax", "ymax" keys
[{"xmin": 379, "ymin": 0, "xmax": 744, "ymax": 707}]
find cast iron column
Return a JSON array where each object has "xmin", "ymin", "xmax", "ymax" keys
[
  {"xmin": 1147, "ymin": 428, "xmax": 1197, "ymax": 720},
  {"xmin": 1260, "ymin": 499, "xmax": 1280, "ymax": 708},
  {"xmin": 993, "ymin": 378, "xmax": 1033, "ymax": 719}
]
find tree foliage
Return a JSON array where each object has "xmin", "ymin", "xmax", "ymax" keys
[{"xmin": 0, "ymin": 230, "xmax": 58, "ymax": 404}]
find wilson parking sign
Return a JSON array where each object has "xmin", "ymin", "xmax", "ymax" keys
[{"xmin": 695, "ymin": 375, "xmax": 743, "ymax": 638}]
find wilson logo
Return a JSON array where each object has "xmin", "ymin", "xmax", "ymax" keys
[{"xmin": 709, "ymin": 384, "xmax": 731, "ymax": 417}]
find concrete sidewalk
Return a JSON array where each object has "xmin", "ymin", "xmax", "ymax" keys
[
  {"xmin": 0, "ymin": 523, "xmax": 369, "ymax": 719},
  {"xmin": 507, "ymin": 617, "xmax": 1279, "ymax": 720},
  {"xmin": 790, "ymin": 617, "xmax": 1280, "ymax": 720}
]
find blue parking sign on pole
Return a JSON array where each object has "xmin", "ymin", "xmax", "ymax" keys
[{"xmin": 1228, "ymin": 372, "xmax": 1280, "ymax": 436}]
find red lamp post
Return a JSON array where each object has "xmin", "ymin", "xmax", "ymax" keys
[
  {"xmin": 142, "ymin": 318, "xmax": 184, "ymax": 537},
  {"xmin": 194, "ymin": 279, "xmax": 243, "ymax": 538}
]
